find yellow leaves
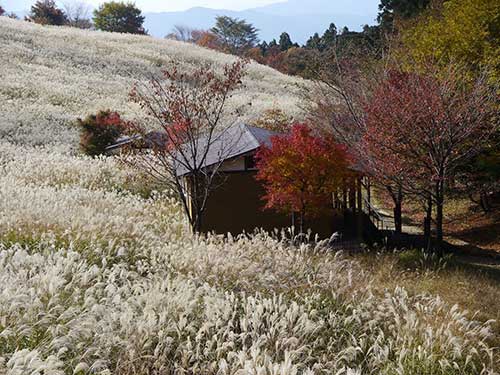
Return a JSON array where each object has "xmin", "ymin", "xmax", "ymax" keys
[{"xmin": 402, "ymin": 0, "xmax": 500, "ymax": 82}]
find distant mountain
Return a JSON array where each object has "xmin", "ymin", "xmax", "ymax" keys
[
  {"xmin": 145, "ymin": 0, "xmax": 379, "ymax": 44},
  {"xmin": 252, "ymin": 0, "xmax": 378, "ymax": 16},
  {"xmin": 4, "ymin": 0, "xmax": 379, "ymax": 44}
]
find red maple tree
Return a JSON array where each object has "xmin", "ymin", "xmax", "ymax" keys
[
  {"xmin": 255, "ymin": 123, "xmax": 353, "ymax": 233},
  {"xmin": 363, "ymin": 67, "xmax": 498, "ymax": 251}
]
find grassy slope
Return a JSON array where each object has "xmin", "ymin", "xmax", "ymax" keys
[
  {"xmin": 0, "ymin": 18, "xmax": 306, "ymax": 147},
  {"xmin": 368, "ymin": 189, "xmax": 500, "ymax": 346},
  {"xmin": 0, "ymin": 18, "xmax": 499, "ymax": 373}
]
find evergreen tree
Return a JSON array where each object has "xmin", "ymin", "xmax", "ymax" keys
[
  {"xmin": 27, "ymin": 0, "xmax": 67, "ymax": 26},
  {"xmin": 306, "ymin": 33, "xmax": 323, "ymax": 50},
  {"xmin": 93, "ymin": 1, "xmax": 146, "ymax": 34},
  {"xmin": 279, "ymin": 32, "xmax": 294, "ymax": 51},
  {"xmin": 378, "ymin": 0, "xmax": 431, "ymax": 30},
  {"xmin": 259, "ymin": 41, "xmax": 269, "ymax": 55},
  {"xmin": 0, "ymin": 6, "xmax": 4, "ymax": 16},
  {"xmin": 321, "ymin": 23, "xmax": 337, "ymax": 49},
  {"xmin": 211, "ymin": 16, "xmax": 259, "ymax": 54}
]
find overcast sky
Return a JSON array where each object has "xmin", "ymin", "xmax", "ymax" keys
[{"xmin": 84, "ymin": 0, "xmax": 286, "ymax": 12}]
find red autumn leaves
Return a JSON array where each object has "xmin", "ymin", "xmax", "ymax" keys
[{"xmin": 256, "ymin": 124, "xmax": 353, "ymax": 226}]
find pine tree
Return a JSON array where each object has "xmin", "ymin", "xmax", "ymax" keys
[
  {"xmin": 211, "ymin": 16, "xmax": 259, "ymax": 54},
  {"xmin": 306, "ymin": 33, "xmax": 323, "ymax": 51},
  {"xmin": 321, "ymin": 23, "xmax": 338, "ymax": 49},
  {"xmin": 278, "ymin": 32, "xmax": 294, "ymax": 51}
]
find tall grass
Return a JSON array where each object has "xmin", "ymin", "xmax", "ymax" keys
[
  {"xmin": 0, "ymin": 18, "xmax": 305, "ymax": 147},
  {"xmin": 0, "ymin": 144, "xmax": 497, "ymax": 374}
]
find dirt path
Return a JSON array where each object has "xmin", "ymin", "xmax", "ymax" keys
[{"xmin": 370, "ymin": 201, "xmax": 500, "ymax": 268}]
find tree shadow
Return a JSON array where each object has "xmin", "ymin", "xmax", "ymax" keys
[{"xmin": 380, "ymin": 230, "xmax": 500, "ymax": 284}]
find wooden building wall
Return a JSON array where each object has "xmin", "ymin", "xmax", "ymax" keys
[{"xmin": 200, "ymin": 171, "xmax": 344, "ymax": 238}]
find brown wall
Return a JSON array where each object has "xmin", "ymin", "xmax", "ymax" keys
[{"xmin": 201, "ymin": 172, "xmax": 344, "ymax": 238}]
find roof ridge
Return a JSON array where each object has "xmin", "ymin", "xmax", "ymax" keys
[{"xmin": 241, "ymin": 123, "xmax": 261, "ymax": 148}]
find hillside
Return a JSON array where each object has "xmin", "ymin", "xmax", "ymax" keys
[
  {"xmin": 0, "ymin": 17, "xmax": 499, "ymax": 374},
  {"xmin": 0, "ymin": 18, "xmax": 306, "ymax": 147}
]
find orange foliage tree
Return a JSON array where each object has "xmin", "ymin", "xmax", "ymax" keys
[{"xmin": 255, "ymin": 123, "xmax": 352, "ymax": 233}]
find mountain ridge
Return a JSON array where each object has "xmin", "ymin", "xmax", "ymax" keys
[
  {"xmin": 4, "ymin": 0, "xmax": 379, "ymax": 44},
  {"xmin": 144, "ymin": 4, "xmax": 377, "ymax": 43}
]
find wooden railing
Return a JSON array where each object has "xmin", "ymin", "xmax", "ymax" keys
[{"xmin": 362, "ymin": 197, "xmax": 389, "ymax": 230}]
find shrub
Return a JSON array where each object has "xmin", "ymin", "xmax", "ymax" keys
[
  {"xmin": 251, "ymin": 107, "xmax": 292, "ymax": 133},
  {"xmin": 76, "ymin": 110, "xmax": 125, "ymax": 156},
  {"xmin": 26, "ymin": 0, "xmax": 67, "ymax": 26}
]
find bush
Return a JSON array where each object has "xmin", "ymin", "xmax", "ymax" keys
[
  {"xmin": 251, "ymin": 107, "xmax": 292, "ymax": 133},
  {"xmin": 77, "ymin": 110, "xmax": 125, "ymax": 156},
  {"xmin": 26, "ymin": 0, "xmax": 67, "ymax": 26}
]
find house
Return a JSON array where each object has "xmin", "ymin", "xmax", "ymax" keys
[
  {"xmin": 108, "ymin": 123, "xmax": 378, "ymax": 240},
  {"xmin": 175, "ymin": 123, "xmax": 346, "ymax": 238}
]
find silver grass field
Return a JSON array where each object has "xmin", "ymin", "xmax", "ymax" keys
[{"xmin": 0, "ymin": 18, "xmax": 498, "ymax": 375}]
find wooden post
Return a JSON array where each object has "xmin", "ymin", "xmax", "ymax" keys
[
  {"xmin": 342, "ymin": 184, "xmax": 348, "ymax": 211},
  {"xmin": 349, "ymin": 179, "xmax": 356, "ymax": 213},
  {"xmin": 366, "ymin": 177, "xmax": 372, "ymax": 217},
  {"xmin": 356, "ymin": 177, "xmax": 363, "ymax": 239},
  {"xmin": 357, "ymin": 177, "xmax": 363, "ymax": 213}
]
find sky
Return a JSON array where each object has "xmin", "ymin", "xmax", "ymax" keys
[
  {"xmin": 84, "ymin": 0, "xmax": 286, "ymax": 12},
  {"xmin": 4, "ymin": 0, "xmax": 286, "ymax": 12},
  {"xmin": 6, "ymin": 0, "xmax": 380, "ymax": 14}
]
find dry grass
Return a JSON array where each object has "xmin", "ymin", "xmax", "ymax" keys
[{"xmin": 354, "ymin": 249, "xmax": 500, "ymax": 348}]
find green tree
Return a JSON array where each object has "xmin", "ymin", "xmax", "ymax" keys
[
  {"xmin": 268, "ymin": 39, "xmax": 278, "ymax": 49},
  {"xmin": 305, "ymin": 32, "xmax": 323, "ymax": 50},
  {"xmin": 27, "ymin": 0, "xmax": 67, "ymax": 26},
  {"xmin": 458, "ymin": 131, "xmax": 500, "ymax": 212},
  {"xmin": 378, "ymin": 0, "xmax": 431, "ymax": 30},
  {"xmin": 283, "ymin": 47, "xmax": 318, "ymax": 78},
  {"xmin": 321, "ymin": 23, "xmax": 338, "ymax": 49},
  {"xmin": 93, "ymin": 1, "xmax": 146, "ymax": 34},
  {"xmin": 0, "ymin": 6, "xmax": 5, "ymax": 16},
  {"xmin": 278, "ymin": 32, "xmax": 294, "ymax": 51},
  {"xmin": 211, "ymin": 16, "xmax": 259, "ymax": 54}
]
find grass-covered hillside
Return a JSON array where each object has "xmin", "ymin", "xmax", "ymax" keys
[
  {"xmin": 0, "ymin": 18, "xmax": 305, "ymax": 147},
  {"xmin": 0, "ymin": 18, "xmax": 498, "ymax": 375}
]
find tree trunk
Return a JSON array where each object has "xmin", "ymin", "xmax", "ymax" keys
[
  {"xmin": 394, "ymin": 200, "xmax": 402, "ymax": 235},
  {"xmin": 342, "ymin": 185, "xmax": 348, "ymax": 211},
  {"xmin": 349, "ymin": 180, "xmax": 356, "ymax": 213},
  {"xmin": 435, "ymin": 181, "xmax": 444, "ymax": 256},
  {"xmin": 193, "ymin": 212, "xmax": 203, "ymax": 234},
  {"xmin": 387, "ymin": 185, "xmax": 403, "ymax": 235},
  {"xmin": 480, "ymin": 191, "xmax": 491, "ymax": 213},
  {"xmin": 424, "ymin": 194, "xmax": 433, "ymax": 253},
  {"xmin": 366, "ymin": 178, "xmax": 372, "ymax": 217}
]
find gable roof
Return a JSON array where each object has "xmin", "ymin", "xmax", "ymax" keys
[{"xmin": 176, "ymin": 123, "xmax": 279, "ymax": 177}]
